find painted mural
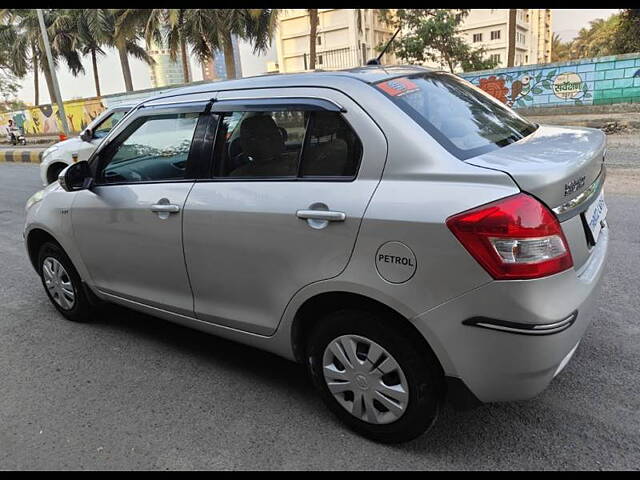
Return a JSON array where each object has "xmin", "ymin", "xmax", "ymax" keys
[
  {"xmin": 461, "ymin": 52, "xmax": 640, "ymax": 109},
  {"xmin": 465, "ymin": 68, "xmax": 592, "ymax": 108},
  {"xmin": 0, "ymin": 98, "xmax": 107, "ymax": 136}
]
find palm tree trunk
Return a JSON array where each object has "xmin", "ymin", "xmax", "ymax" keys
[
  {"xmin": 222, "ymin": 31, "xmax": 236, "ymax": 80},
  {"xmin": 507, "ymin": 9, "xmax": 517, "ymax": 67},
  {"xmin": 33, "ymin": 45, "xmax": 39, "ymax": 106},
  {"xmin": 117, "ymin": 44, "xmax": 134, "ymax": 92},
  {"xmin": 309, "ymin": 9, "xmax": 318, "ymax": 70},
  {"xmin": 180, "ymin": 36, "xmax": 190, "ymax": 83},
  {"xmin": 91, "ymin": 48, "xmax": 101, "ymax": 97}
]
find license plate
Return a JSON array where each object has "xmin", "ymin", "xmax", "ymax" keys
[{"xmin": 584, "ymin": 189, "xmax": 607, "ymax": 244}]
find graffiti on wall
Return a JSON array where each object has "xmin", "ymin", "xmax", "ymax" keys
[
  {"xmin": 0, "ymin": 98, "xmax": 107, "ymax": 136},
  {"xmin": 466, "ymin": 68, "xmax": 592, "ymax": 108}
]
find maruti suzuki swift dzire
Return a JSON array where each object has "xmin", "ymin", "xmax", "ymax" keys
[{"xmin": 24, "ymin": 66, "xmax": 609, "ymax": 443}]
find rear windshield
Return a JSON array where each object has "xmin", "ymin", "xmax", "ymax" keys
[{"xmin": 375, "ymin": 72, "xmax": 538, "ymax": 160}]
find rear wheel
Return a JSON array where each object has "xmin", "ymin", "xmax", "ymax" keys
[
  {"xmin": 307, "ymin": 309, "xmax": 444, "ymax": 443},
  {"xmin": 38, "ymin": 241, "xmax": 92, "ymax": 322}
]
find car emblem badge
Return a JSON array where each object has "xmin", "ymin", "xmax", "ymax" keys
[{"xmin": 564, "ymin": 176, "xmax": 586, "ymax": 196}]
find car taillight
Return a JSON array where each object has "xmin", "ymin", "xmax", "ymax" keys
[{"xmin": 446, "ymin": 193, "xmax": 573, "ymax": 280}]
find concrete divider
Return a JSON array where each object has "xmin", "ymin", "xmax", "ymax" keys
[{"xmin": 0, "ymin": 150, "xmax": 43, "ymax": 164}]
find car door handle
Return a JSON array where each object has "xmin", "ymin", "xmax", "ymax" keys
[
  {"xmin": 150, "ymin": 204, "xmax": 180, "ymax": 213},
  {"xmin": 296, "ymin": 210, "xmax": 346, "ymax": 222}
]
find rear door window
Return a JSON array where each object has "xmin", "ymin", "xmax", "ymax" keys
[
  {"xmin": 213, "ymin": 110, "xmax": 362, "ymax": 179},
  {"xmin": 375, "ymin": 72, "xmax": 538, "ymax": 160}
]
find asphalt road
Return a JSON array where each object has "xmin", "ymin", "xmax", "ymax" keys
[{"xmin": 0, "ymin": 163, "xmax": 638, "ymax": 470}]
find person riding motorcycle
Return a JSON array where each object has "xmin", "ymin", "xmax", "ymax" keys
[{"xmin": 5, "ymin": 119, "xmax": 26, "ymax": 145}]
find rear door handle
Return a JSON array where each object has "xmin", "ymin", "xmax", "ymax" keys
[{"xmin": 296, "ymin": 210, "xmax": 346, "ymax": 222}]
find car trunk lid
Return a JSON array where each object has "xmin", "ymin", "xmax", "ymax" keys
[{"xmin": 466, "ymin": 124, "xmax": 606, "ymax": 216}]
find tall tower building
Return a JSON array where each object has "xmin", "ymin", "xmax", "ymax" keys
[
  {"xmin": 148, "ymin": 27, "xmax": 191, "ymax": 88},
  {"xmin": 201, "ymin": 36, "xmax": 243, "ymax": 81}
]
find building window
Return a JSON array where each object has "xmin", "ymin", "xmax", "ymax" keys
[
  {"xmin": 491, "ymin": 30, "xmax": 501, "ymax": 40},
  {"xmin": 317, "ymin": 55, "xmax": 323, "ymax": 65},
  {"xmin": 317, "ymin": 35, "xmax": 322, "ymax": 45},
  {"xmin": 473, "ymin": 33, "xmax": 482, "ymax": 43},
  {"xmin": 490, "ymin": 54, "xmax": 501, "ymax": 63}
]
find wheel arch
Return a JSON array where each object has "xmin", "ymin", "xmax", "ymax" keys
[
  {"xmin": 26, "ymin": 228, "xmax": 62, "ymax": 273},
  {"xmin": 46, "ymin": 161, "xmax": 69, "ymax": 184},
  {"xmin": 289, "ymin": 291, "xmax": 444, "ymax": 377}
]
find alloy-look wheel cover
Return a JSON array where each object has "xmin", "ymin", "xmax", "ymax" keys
[
  {"xmin": 42, "ymin": 257, "xmax": 75, "ymax": 310},
  {"xmin": 322, "ymin": 334, "xmax": 409, "ymax": 425}
]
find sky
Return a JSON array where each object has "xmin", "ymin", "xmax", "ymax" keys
[
  {"xmin": 14, "ymin": 9, "xmax": 619, "ymax": 106},
  {"xmin": 553, "ymin": 9, "xmax": 620, "ymax": 41}
]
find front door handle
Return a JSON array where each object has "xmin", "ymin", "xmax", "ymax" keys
[
  {"xmin": 151, "ymin": 204, "xmax": 180, "ymax": 213},
  {"xmin": 296, "ymin": 210, "xmax": 346, "ymax": 222},
  {"xmin": 151, "ymin": 198, "xmax": 180, "ymax": 219}
]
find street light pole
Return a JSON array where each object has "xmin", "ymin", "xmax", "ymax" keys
[{"xmin": 36, "ymin": 8, "xmax": 70, "ymax": 137}]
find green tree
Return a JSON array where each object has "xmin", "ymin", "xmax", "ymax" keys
[
  {"xmin": 0, "ymin": 9, "xmax": 84, "ymax": 105},
  {"xmin": 378, "ymin": 9, "xmax": 498, "ymax": 73},
  {"xmin": 570, "ymin": 15, "xmax": 621, "ymax": 59},
  {"xmin": 112, "ymin": 9, "xmax": 156, "ymax": 91},
  {"xmin": 551, "ymin": 33, "xmax": 572, "ymax": 62},
  {"xmin": 70, "ymin": 9, "xmax": 115, "ymax": 97},
  {"xmin": 207, "ymin": 9, "xmax": 279, "ymax": 79},
  {"xmin": 0, "ymin": 70, "xmax": 24, "ymax": 113},
  {"xmin": 611, "ymin": 9, "xmax": 640, "ymax": 54}
]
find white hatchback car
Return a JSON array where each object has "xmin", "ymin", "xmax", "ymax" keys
[{"xmin": 39, "ymin": 104, "xmax": 133, "ymax": 186}]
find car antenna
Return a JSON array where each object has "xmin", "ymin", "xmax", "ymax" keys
[{"xmin": 366, "ymin": 26, "xmax": 401, "ymax": 66}]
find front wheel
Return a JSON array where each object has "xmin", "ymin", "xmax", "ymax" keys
[
  {"xmin": 38, "ymin": 241, "xmax": 92, "ymax": 322},
  {"xmin": 307, "ymin": 309, "xmax": 444, "ymax": 443}
]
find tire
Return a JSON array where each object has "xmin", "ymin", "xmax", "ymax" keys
[
  {"xmin": 38, "ymin": 241, "xmax": 92, "ymax": 322},
  {"xmin": 47, "ymin": 163, "xmax": 66, "ymax": 185},
  {"xmin": 307, "ymin": 309, "xmax": 444, "ymax": 444}
]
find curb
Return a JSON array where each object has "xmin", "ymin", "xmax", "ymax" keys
[{"xmin": 0, "ymin": 150, "xmax": 43, "ymax": 164}]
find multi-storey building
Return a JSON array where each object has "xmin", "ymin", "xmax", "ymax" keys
[
  {"xmin": 274, "ymin": 9, "xmax": 396, "ymax": 73},
  {"xmin": 459, "ymin": 9, "xmax": 552, "ymax": 69},
  {"xmin": 201, "ymin": 37, "xmax": 243, "ymax": 81},
  {"xmin": 148, "ymin": 28, "xmax": 190, "ymax": 88}
]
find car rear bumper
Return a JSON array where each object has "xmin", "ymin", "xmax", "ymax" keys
[{"xmin": 411, "ymin": 225, "xmax": 609, "ymax": 403}]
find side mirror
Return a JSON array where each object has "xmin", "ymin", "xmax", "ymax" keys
[
  {"xmin": 59, "ymin": 161, "xmax": 93, "ymax": 192},
  {"xmin": 80, "ymin": 128, "xmax": 92, "ymax": 142}
]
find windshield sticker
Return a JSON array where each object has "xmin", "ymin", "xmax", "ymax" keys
[{"xmin": 377, "ymin": 78, "xmax": 419, "ymax": 97}]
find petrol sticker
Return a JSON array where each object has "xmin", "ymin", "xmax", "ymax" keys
[
  {"xmin": 377, "ymin": 78, "xmax": 419, "ymax": 97},
  {"xmin": 375, "ymin": 242, "xmax": 417, "ymax": 284}
]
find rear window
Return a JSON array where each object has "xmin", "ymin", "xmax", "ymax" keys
[{"xmin": 375, "ymin": 72, "xmax": 538, "ymax": 160}]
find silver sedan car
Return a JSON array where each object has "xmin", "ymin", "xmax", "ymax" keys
[{"xmin": 24, "ymin": 66, "xmax": 609, "ymax": 443}]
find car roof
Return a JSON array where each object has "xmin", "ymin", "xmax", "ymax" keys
[{"xmin": 141, "ymin": 65, "xmax": 438, "ymax": 104}]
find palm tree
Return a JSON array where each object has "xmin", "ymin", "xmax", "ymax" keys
[
  {"xmin": 1, "ymin": 9, "xmax": 84, "ymax": 105},
  {"xmin": 206, "ymin": 9, "xmax": 278, "ymax": 80},
  {"xmin": 112, "ymin": 9, "xmax": 156, "ymax": 91},
  {"xmin": 70, "ymin": 9, "xmax": 113, "ymax": 97},
  {"xmin": 551, "ymin": 33, "xmax": 571, "ymax": 63},
  {"xmin": 165, "ymin": 9, "xmax": 191, "ymax": 84}
]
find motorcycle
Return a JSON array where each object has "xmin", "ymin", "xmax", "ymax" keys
[{"xmin": 7, "ymin": 126, "xmax": 27, "ymax": 146}]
